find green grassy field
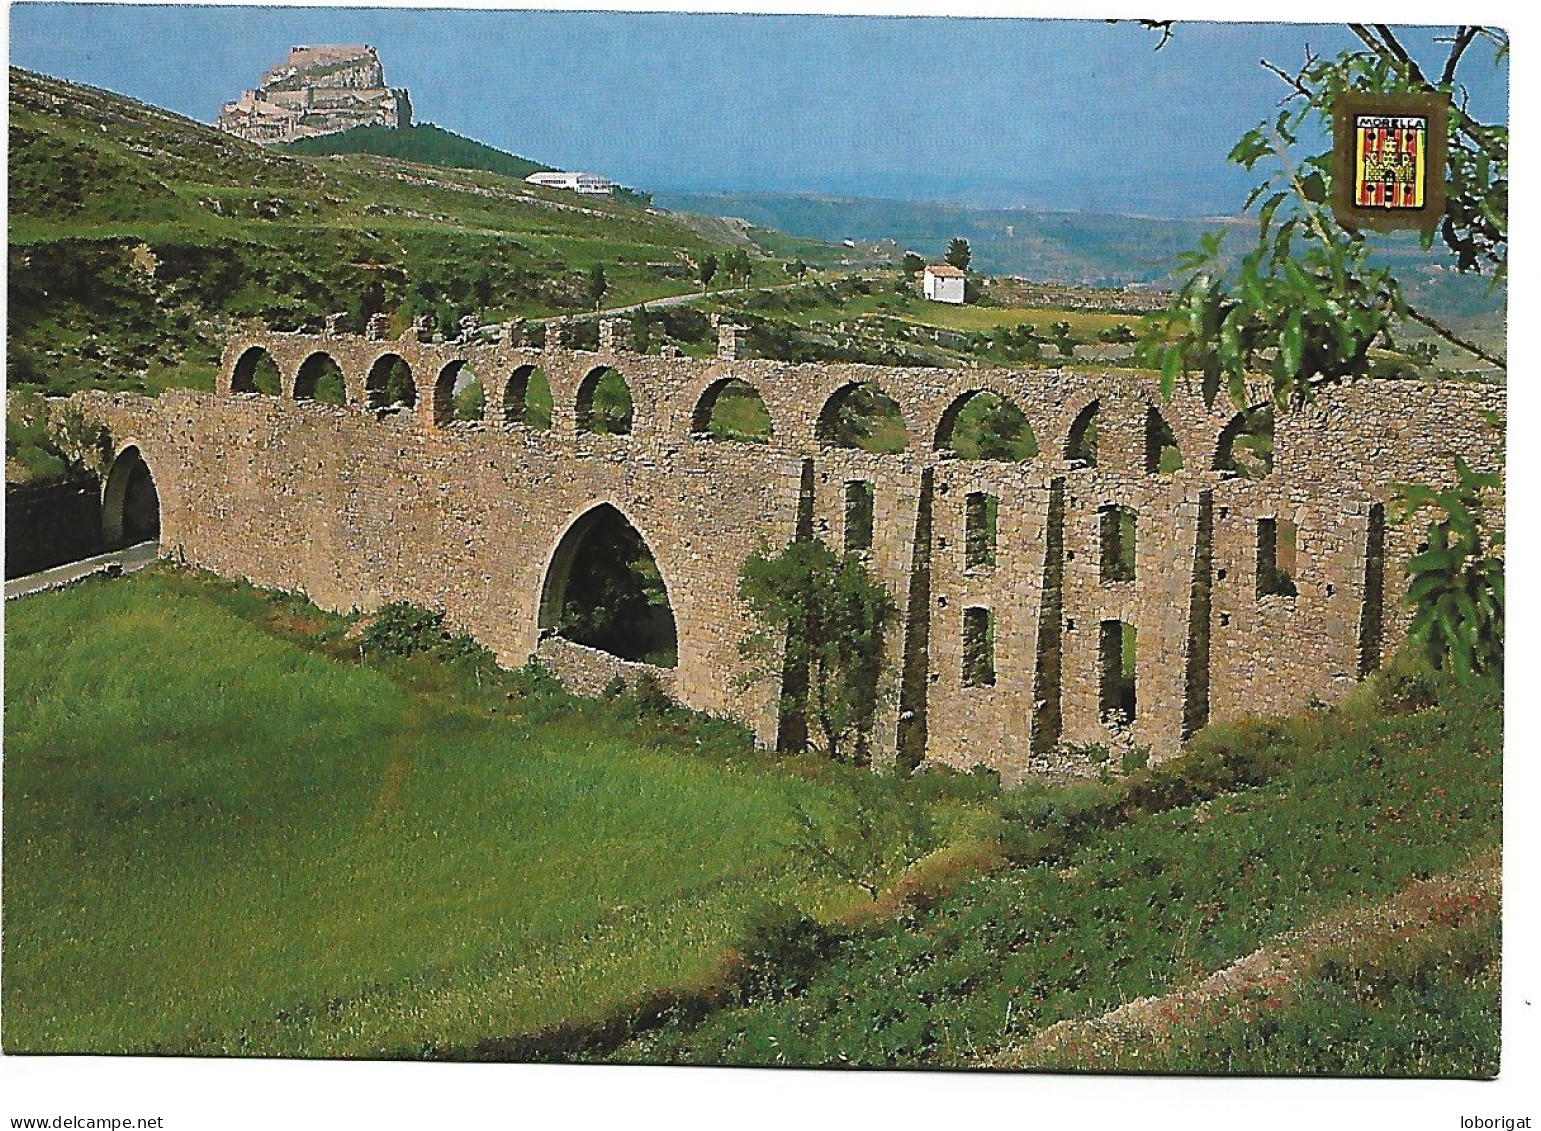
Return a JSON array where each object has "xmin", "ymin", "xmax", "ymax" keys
[
  {"xmin": 618, "ymin": 660, "xmax": 1502, "ymax": 1073},
  {"xmin": 1, "ymin": 568, "xmax": 977, "ymax": 1057},
  {"xmin": 1, "ymin": 567, "xmax": 1501, "ymax": 1072}
]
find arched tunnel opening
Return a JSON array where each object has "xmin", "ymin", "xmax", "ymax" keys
[
  {"xmin": 539, "ymin": 505, "xmax": 678, "ymax": 667},
  {"xmin": 103, "ymin": 446, "xmax": 161, "ymax": 549}
]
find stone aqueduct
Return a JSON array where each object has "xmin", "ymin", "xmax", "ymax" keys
[{"xmin": 76, "ymin": 318, "xmax": 1504, "ymax": 779}]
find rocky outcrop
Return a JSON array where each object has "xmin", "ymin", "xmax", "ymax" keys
[{"xmin": 217, "ymin": 45, "xmax": 410, "ymax": 145}]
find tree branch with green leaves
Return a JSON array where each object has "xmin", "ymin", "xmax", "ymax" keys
[{"xmin": 1138, "ymin": 24, "xmax": 1507, "ymax": 409}]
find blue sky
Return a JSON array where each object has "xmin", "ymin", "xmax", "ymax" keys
[{"xmin": 8, "ymin": 6, "xmax": 1509, "ymax": 215}]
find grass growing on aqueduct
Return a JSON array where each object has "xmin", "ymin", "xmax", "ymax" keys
[{"xmin": 1, "ymin": 568, "xmax": 970, "ymax": 1056}]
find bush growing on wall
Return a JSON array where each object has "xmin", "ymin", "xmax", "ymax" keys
[{"xmin": 737, "ymin": 537, "xmax": 894, "ymax": 764}]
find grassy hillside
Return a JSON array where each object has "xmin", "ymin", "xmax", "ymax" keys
[
  {"xmin": 618, "ymin": 659, "xmax": 1501, "ymax": 1074},
  {"xmin": 6, "ymin": 68, "xmax": 798, "ymax": 402},
  {"xmin": 279, "ymin": 122, "xmax": 553, "ymax": 181},
  {"xmin": 2, "ymin": 562, "xmax": 1501, "ymax": 1071},
  {"xmin": 1, "ymin": 568, "xmax": 989, "ymax": 1056}
]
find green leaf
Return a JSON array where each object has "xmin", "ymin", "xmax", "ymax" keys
[
  {"xmin": 1257, "ymin": 192, "xmax": 1287, "ymax": 238},
  {"xmin": 1280, "ymin": 311, "xmax": 1304, "ymax": 377},
  {"xmin": 1160, "ymin": 347, "xmax": 1182, "ymax": 397}
]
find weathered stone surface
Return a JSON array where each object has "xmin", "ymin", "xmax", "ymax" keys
[
  {"xmin": 75, "ymin": 328, "xmax": 1505, "ymax": 780},
  {"xmin": 217, "ymin": 45, "xmax": 411, "ymax": 145}
]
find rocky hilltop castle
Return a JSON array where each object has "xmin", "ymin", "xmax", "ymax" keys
[{"xmin": 217, "ymin": 45, "xmax": 411, "ymax": 144}]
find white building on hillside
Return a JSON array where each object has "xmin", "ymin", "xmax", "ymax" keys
[
  {"xmin": 525, "ymin": 171, "xmax": 615, "ymax": 196},
  {"xmin": 923, "ymin": 264, "xmax": 966, "ymax": 304}
]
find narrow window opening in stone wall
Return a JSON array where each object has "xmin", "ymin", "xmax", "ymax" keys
[
  {"xmin": 365, "ymin": 354, "xmax": 415, "ymax": 410},
  {"xmin": 937, "ymin": 391, "xmax": 1038, "ymax": 461},
  {"xmin": 1031, "ymin": 477, "xmax": 1067, "ymax": 754},
  {"xmin": 294, "ymin": 352, "xmax": 347, "ymax": 405},
  {"xmin": 844, "ymin": 481, "xmax": 875, "ymax": 553},
  {"xmin": 1358, "ymin": 503, "xmax": 1387, "ymax": 677},
  {"xmin": 962, "ymin": 606, "xmax": 996, "ymax": 688},
  {"xmin": 231, "ymin": 347, "xmax": 282, "ymax": 396},
  {"xmin": 1215, "ymin": 405, "xmax": 1275, "ymax": 479},
  {"xmin": 692, "ymin": 378, "xmax": 773, "ymax": 443},
  {"xmin": 576, "ymin": 366, "xmax": 634, "ymax": 435},
  {"xmin": 1256, "ymin": 517, "xmax": 1299, "ymax": 598},
  {"xmin": 1099, "ymin": 504, "xmax": 1137, "ymax": 583},
  {"xmin": 1182, "ymin": 491, "xmax": 1214, "ymax": 739},
  {"xmin": 1099, "ymin": 619, "xmax": 1137, "ymax": 724},
  {"xmin": 1066, "ymin": 401, "xmax": 1100, "ymax": 467},
  {"xmin": 817, "ymin": 382, "xmax": 909, "ymax": 453},
  {"xmin": 964, "ymin": 492, "xmax": 998, "ymax": 569},
  {"xmin": 897, "ymin": 467, "xmax": 936, "ymax": 772},
  {"xmin": 503, "ymin": 365, "xmax": 552, "ymax": 430},
  {"xmin": 1145, "ymin": 406, "xmax": 1184, "ymax": 474},
  {"xmin": 539, "ymin": 504, "xmax": 677, "ymax": 666}
]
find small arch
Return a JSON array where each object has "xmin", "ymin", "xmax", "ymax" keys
[
  {"xmin": 432, "ymin": 360, "xmax": 477, "ymax": 426},
  {"xmin": 935, "ymin": 390, "xmax": 1039, "ymax": 461},
  {"xmin": 817, "ymin": 382, "xmax": 909, "ymax": 453},
  {"xmin": 101, "ymin": 445, "xmax": 160, "ymax": 549},
  {"xmin": 691, "ymin": 377, "xmax": 773, "ymax": 443},
  {"xmin": 230, "ymin": 346, "xmax": 282, "ymax": 396},
  {"xmin": 539, "ymin": 503, "xmax": 677, "ymax": 666},
  {"xmin": 1144, "ymin": 406, "xmax": 1183, "ymax": 474},
  {"xmin": 503, "ymin": 364, "xmax": 553, "ymax": 430},
  {"xmin": 294, "ymin": 351, "xmax": 347, "ymax": 405},
  {"xmin": 366, "ymin": 353, "xmax": 416, "ymax": 410},
  {"xmin": 576, "ymin": 366, "xmax": 634, "ymax": 436},
  {"xmin": 1065, "ymin": 400, "xmax": 1100, "ymax": 467},
  {"xmin": 1215, "ymin": 404, "xmax": 1275, "ymax": 479}
]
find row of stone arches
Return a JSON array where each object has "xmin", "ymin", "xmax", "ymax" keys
[{"xmin": 228, "ymin": 345, "xmax": 1274, "ymax": 474}]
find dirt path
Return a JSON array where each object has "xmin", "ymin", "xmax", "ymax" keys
[{"xmin": 988, "ymin": 851, "xmax": 1500, "ymax": 1069}]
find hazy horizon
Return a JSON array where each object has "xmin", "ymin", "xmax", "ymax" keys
[{"xmin": 9, "ymin": 7, "xmax": 1508, "ymax": 218}]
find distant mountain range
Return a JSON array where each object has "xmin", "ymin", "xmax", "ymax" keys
[
  {"xmin": 656, "ymin": 191, "xmax": 1240, "ymax": 287},
  {"xmin": 657, "ymin": 191, "xmax": 1506, "ymax": 330}
]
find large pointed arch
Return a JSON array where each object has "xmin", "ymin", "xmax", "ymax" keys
[
  {"xmin": 101, "ymin": 444, "xmax": 160, "ymax": 549},
  {"xmin": 538, "ymin": 503, "xmax": 677, "ymax": 666}
]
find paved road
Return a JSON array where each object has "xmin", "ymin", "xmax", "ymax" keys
[{"xmin": 5, "ymin": 540, "xmax": 160, "ymax": 601}]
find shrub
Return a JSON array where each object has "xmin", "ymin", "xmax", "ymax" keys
[
  {"xmin": 359, "ymin": 602, "xmax": 449, "ymax": 658},
  {"xmin": 731, "ymin": 901, "xmax": 837, "ymax": 1001},
  {"xmin": 630, "ymin": 670, "xmax": 675, "ymax": 718},
  {"xmin": 1394, "ymin": 457, "xmax": 1504, "ymax": 683}
]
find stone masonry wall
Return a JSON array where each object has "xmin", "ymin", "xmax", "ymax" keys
[{"xmin": 73, "ymin": 327, "xmax": 1505, "ymax": 780}]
